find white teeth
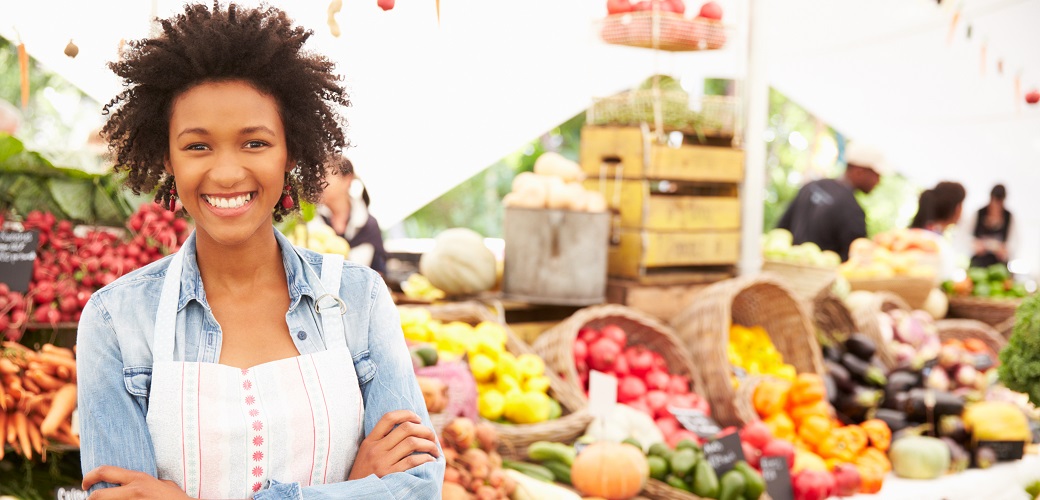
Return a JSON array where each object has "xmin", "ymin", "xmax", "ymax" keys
[{"xmin": 205, "ymin": 193, "xmax": 252, "ymax": 209}]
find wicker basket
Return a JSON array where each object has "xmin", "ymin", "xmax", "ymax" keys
[
  {"xmin": 598, "ymin": 12, "xmax": 726, "ymax": 52},
  {"xmin": 936, "ymin": 319, "xmax": 1007, "ymax": 354},
  {"xmin": 404, "ymin": 301, "xmax": 593, "ymax": 460},
  {"xmin": 813, "ymin": 292, "xmax": 859, "ymax": 346},
  {"xmin": 643, "ymin": 478, "xmax": 707, "ymax": 500},
  {"xmin": 995, "ymin": 315, "xmax": 1016, "ymax": 339},
  {"xmin": 847, "ymin": 292, "xmax": 910, "ymax": 369},
  {"xmin": 532, "ymin": 304, "xmax": 706, "ymax": 413},
  {"xmin": 848, "ymin": 277, "xmax": 934, "ymax": 309},
  {"xmin": 587, "ymin": 91, "xmax": 736, "ymax": 138},
  {"xmin": 672, "ymin": 275, "xmax": 824, "ymax": 426},
  {"xmin": 947, "ymin": 295, "xmax": 1022, "ymax": 327},
  {"xmin": 731, "ymin": 375, "xmax": 774, "ymax": 425},
  {"xmin": 762, "ymin": 261, "xmax": 838, "ymax": 302}
]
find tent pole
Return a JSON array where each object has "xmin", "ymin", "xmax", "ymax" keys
[{"xmin": 739, "ymin": 0, "xmax": 767, "ymax": 276}]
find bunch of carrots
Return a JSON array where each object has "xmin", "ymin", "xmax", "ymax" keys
[{"xmin": 1, "ymin": 341, "xmax": 79, "ymax": 461}]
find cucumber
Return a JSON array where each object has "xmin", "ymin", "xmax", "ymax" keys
[
  {"xmin": 527, "ymin": 441, "xmax": 577, "ymax": 466},
  {"xmin": 502, "ymin": 459, "xmax": 555, "ymax": 482},
  {"xmin": 541, "ymin": 459, "xmax": 572, "ymax": 485}
]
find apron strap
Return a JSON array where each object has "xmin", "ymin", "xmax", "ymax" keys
[
  {"xmin": 152, "ymin": 251, "xmax": 185, "ymax": 363},
  {"xmin": 316, "ymin": 253, "xmax": 349, "ymax": 351}
]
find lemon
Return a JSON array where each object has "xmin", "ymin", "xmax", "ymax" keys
[
  {"xmin": 775, "ymin": 363, "xmax": 797, "ymax": 382},
  {"xmin": 503, "ymin": 391, "xmax": 551, "ymax": 424},
  {"xmin": 475, "ymin": 321, "xmax": 507, "ymax": 346},
  {"xmin": 495, "ymin": 352, "xmax": 520, "ymax": 382},
  {"xmin": 523, "ymin": 375, "xmax": 551, "ymax": 394},
  {"xmin": 469, "ymin": 353, "xmax": 497, "ymax": 383},
  {"xmin": 478, "ymin": 390, "xmax": 506, "ymax": 421},
  {"xmin": 496, "ymin": 374, "xmax": 521, "ymax": 394},
  {"xmin": 516, "ymin": 354, "xmax": 546, "ymax": 380}
]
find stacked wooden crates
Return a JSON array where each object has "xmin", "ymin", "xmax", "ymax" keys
[{"xmin": 581, "ymin": 124, "xmax": 744, "ymax": 295}]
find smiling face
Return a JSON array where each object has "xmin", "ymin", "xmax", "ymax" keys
[{"xmin": 167, "ymin": 80, "xmax": 290, "ymax": 249}]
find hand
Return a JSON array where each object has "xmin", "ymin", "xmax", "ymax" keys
[
  {"xmin": 83, "ymin": 466, "xmax": 188, "ymax": 499},
  {"xmin": 348, "ymin": 410, "xmax": 440, "ymax": 480}
]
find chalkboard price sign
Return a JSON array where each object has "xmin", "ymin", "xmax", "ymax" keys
[
  {"xmin": 760, "ymin": 456, "xmax": 793, "ymax": 500},
  {"xmin": 702, "ymin": 432, "xmax": 745, "ymax": 475},
  {"xmin": 669, "ymin": 406, "xmax": 722, "ymax": 439},
  {"xmin": 0, "ymin": 230, "xmax": 39, "ymax": 293}
]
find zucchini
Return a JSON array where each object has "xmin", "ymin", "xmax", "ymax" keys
[
  {"xmin": 502, "ymin": 459, "xmax": 555, "ymax": 482},
  {"xmin": 527, "ymin": 441, "xmax": 577, "ymax": 466},
  {"xmin": 541, "ymin": 459, "xmax": 572, "ymax": 485}
]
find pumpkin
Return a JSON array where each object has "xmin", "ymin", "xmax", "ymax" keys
[
  {"xmin": 570, "ymin": 442, "xmax": 648, "ymax": 500},
  {"xmin": 419, "ymin": 228, "xmax": 497, "ymax": 296},
  {"xmin": 534, "ymin": 151, "xmax": 584, "ymax": 183}
]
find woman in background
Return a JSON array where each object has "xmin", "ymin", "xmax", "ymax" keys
[
  {"xmin": 320, "ymin": 157, "xmax": 388, "ymax": 276},
  {"xmin": 910, "ymin": 181, "xmax": 966, "ymax": 280},
  {"xmin": 970, "ymin": 184, "xmax": 1014, "ymax": 269}
]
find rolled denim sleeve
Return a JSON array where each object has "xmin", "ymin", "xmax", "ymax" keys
[
  {"xmin": 254, "ymin": 273, "xmax": 444, "ymax": 499},
  {"xmin": 77, "ymin": 296, "xmax": 158, "ymax": 492}
]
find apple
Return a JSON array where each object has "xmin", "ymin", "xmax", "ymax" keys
[
  {"xmin": 698, "ymin": 1, "xmax": 723, "ymax": 20},
  {"xmin": 1027, "ymin": 89, "xmax": 1040, "ymax": 105}
]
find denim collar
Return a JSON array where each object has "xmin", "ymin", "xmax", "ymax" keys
[{"xmin": 175, "ymin": 227, "xmax": 317, "ymax": 312}]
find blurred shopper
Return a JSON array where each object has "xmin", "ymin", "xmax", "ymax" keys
[
  {"xmin": 969, "ymin": 184, "xmax": 1014, "ymax": 268},
  {"xmin": 777, "ymin": 142, "xmax": 889, "ymax": 261},
  {"xmin": 319, "ymin": 157, "xmax": 388, "ymax": 275},
  {"xmin": 910, "ymin": 181, "xmax": 966, "ymax": 280}
]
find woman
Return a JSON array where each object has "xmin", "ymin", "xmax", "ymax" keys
[
  {"xmin": 319, "ymin": 158, "xmax": 388, "ymax": 275},
  {"xmin": 910, "ymin": 181, "xmax": 966, "ymax": 280},
  {"xmin": 970, "ymin": 184, "xmax": 1013, "ymax": 268},
  {"xmin": 76, "ymin": 4, "xmax": 443, "ymax": 498}
]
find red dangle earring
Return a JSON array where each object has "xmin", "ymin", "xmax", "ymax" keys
[
  {"xmin": 168, "ymin": 184, "xmax": 178, "ymax": 212},
  {"xmin": 280, "ymin": 182, "xmax": 294, "ymax": 210}
]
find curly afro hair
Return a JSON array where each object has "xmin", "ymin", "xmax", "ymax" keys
[{"xmin": 101, "ymin": 2, "xmax": 350, "ymax": 220}]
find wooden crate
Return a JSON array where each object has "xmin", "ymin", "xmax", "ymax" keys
[
  {"xmin": 607, "ymin": 277, "xmax": 730, "ymax": 323},
  {"xmin": 580, "ymin": 125, "xmax": 744, "ymax": 183},
  {"xmin": 608, "ymin": 229, "xmax": 740, "ymax": 283},
  {"xmin": 503, "ymin": 207, "xmax": 609, "ymax": 306},
  {"xmin": 584, "ymin": 178, "xmax": 740, "ymax": 231}
]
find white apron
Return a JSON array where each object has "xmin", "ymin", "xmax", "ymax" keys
[{"xmin": 146, "ymin": 249, "xmax": 364, "ymax": 498}]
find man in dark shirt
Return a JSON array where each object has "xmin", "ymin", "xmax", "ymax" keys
[{"xmin": 776, "ymin": 143, "xmax": 889, "ymax": 261}]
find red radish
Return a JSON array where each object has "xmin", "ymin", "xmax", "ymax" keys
[
  {"xmin": 377, "ymin": 0, "xmax": 395, "ymax": 11},
  {"xmin": 697, "ymin": 1, "xmax": 723, "ymax": 20},
  {"xmin": 618, "ymin": 375, "xmax": 647, "ymax": 403},
  {"xmin": 601, "ymin": 324, "xmax": 627, "ymax": 347},
  {"xmin": 613, "ymin": 353, "xmax": 631, "ymax": 377},
  {"xmin": 762, "ymin": 439, "xmax": 796, "ymax": 470},
  {"xmin": 588, "ymin": 337, "xmax": 622, "ymax": 372},
  {"xmin": 650, "ymin": 351, "xmax": 668, "ymax": 372},
  {"xmin": 656, "ymin": 415, "xmax": 681, "ymax": 435},
  {"xmin": 645, "ymin": 369, "xmax": 671, "ymax": 391},
  {"xmin": 578, "ymin": 327, "xmax": 600, "ymax": 344},
  {"xmin": 666, "ymin": 0, "xmax": 686, "ymax": 14},
  {"xmin": 646, "ymin": 390, "xmax": 670, "ymax": 419},
  {"xmin": 739, "ymin": 421, "xmax": 772, "ymax": 450},
  {"xmin": 832, "ymin": 463, "xmax": 862, "ymax": 497},
  {"xmin": 573, "ymin": 338, "xmax": 589, "ymax": 362},
  {"xmin": 606, "ymin": 0, "xmax": 633, "ymax": 14},
  {"xmin": 626, "ymin": 347, "xmax": 654, "ymax": 377},
  {"xmin": 1027, "ymin": 89, "xmax": 1040, "ymax": 104},
  {"xmin": 742, "ymin": 441, "xmax": 761, "ymax": 469},
  {"xmin": 667, "ymin": 374, "xmax": 690, "ymax": 394}
]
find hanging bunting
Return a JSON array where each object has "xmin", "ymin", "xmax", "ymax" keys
[
  {"xmin": 1014, "ymin": 73, "xmax": 1022, "ymax": 107},
  {"xmin": 997, "ymin": 59, "xmax": 1004, "ymax": 75},
  {"xmin": 436, "ymin": 0, "xmax": 441, "ymax": 25},
  {"xmin": 17, "ymin": 42, "xmax": 29, "ymax": 109},
  {"xmin": 966, "ymin": 24, "xmax": 972, "ymax": 39},
  {"xmin": 947, "ymin": 7, "xmax": 961, "ymax": 45},
  {"xmin": 327, "ymin": 0, "xmax": 342, "ymax": 37}
]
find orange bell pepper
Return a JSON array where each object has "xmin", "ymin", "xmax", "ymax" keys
[
  {"xmin": 789, "ymin": 373, "xmax": 826, "ymax": 407},
  {"xmin": 860, "ymin": 419, "xmax": 892, "ymax": 452},
  {"xmin": 856, "ymin": 447, "xmax": 892, "ymax": 474},
  {"xmin": 817, "ymin": 427, "xmax": 866, "ymax": 462},
  {"xmin": 856, "ymin": 464, "xmax": 885, "ymax": 494},
  {"xmin": 763, "ymin": 412, "xmax": 796, "ymax": 442},
  {"xmin": 753, "ymin": 378, "xmax": 791, "ymax": 418},
  {"xmin": 789, "ymin": 400, "xmax": 834, "ymax": 426},
  {"xmin": 797, "ymin": 414, "xmax": 834, "ymax": 448}
]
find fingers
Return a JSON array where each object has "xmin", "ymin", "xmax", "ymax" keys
[
  {"xmin": 383, "ymin": 421, "xmax": 439, "ymax": 456},
  {"xmin": 388, "ymin": 434, "xmax": 441, "ymax": 464},
  {"xmin": 370, "ymin": 410, "xmax": 421, "ymax": 440},
  {"xmin": 387, "ymin": 453, "xmax": 437, "ymax": 475},
  {"xmin": 83, "ymin": 466, "xmax": 140, "ymax": 490}
]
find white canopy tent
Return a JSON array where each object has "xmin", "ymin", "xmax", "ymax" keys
[{"xmin": 5, "ymin": 0, "xmax": 1039, "ymax": 272}]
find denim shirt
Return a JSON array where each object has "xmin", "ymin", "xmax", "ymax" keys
[{"xmin": 76, "ymin": 228, "xmax": 444, "ymax": 499}]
